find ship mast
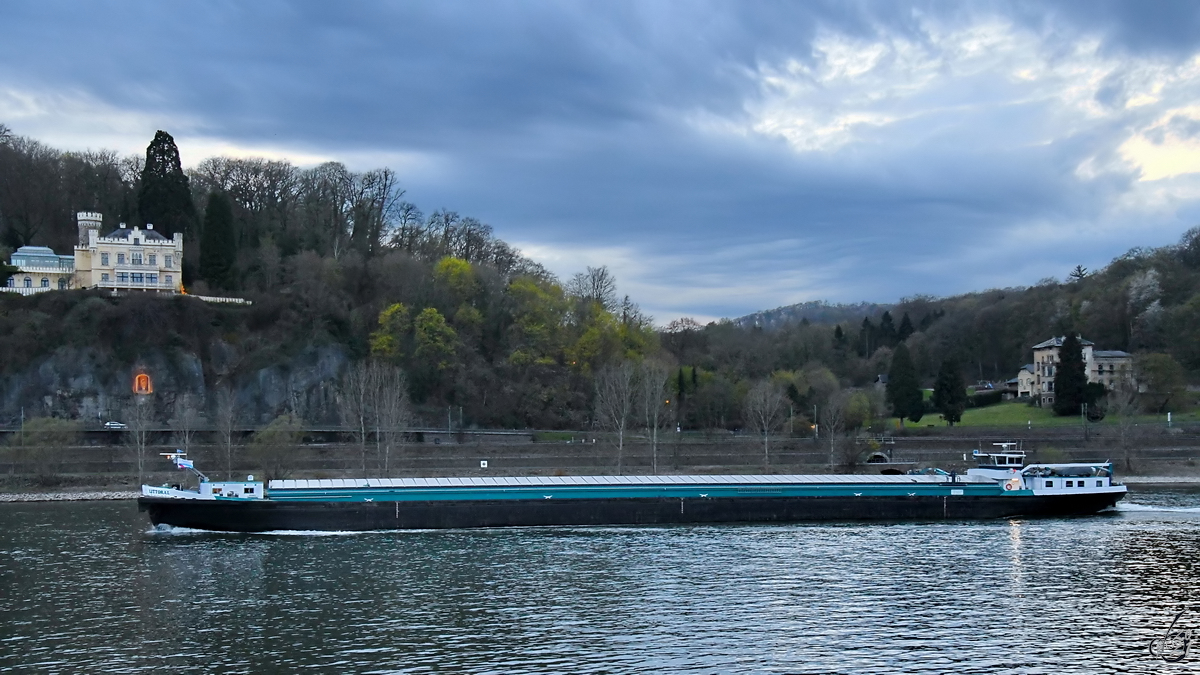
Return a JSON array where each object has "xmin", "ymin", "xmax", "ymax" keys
[{"xmin": 161, "ymin": 451, "xmax": 209, "ymax": 482}]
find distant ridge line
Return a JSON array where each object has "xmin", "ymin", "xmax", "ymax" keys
[{"xmin": 735, "ymin": 300, "xmax": 893, "ymax": 329}]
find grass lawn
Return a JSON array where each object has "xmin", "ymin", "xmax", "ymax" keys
[{"xmin": 889, "ymin": 400, "xmax": 1200, "ymax": 429}]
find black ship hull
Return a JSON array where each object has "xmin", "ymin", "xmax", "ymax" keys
[{"xmin": 138, "ymin": 491, "xmax": 1125, "ymax": 533}]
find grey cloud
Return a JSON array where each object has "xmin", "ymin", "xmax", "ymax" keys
[{"xmin": 3, "ymin": 1, "xmax": 1200, "ymax": 317}]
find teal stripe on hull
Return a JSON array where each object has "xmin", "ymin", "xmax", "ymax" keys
[{"xmin": 266, "ymin": 483, "xmax": 1009, "ymax": 503}]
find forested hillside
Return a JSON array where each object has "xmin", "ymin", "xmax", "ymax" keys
[{"xmin": 1, "ymin": 126, "xmax": 1197, "ymax": 433}]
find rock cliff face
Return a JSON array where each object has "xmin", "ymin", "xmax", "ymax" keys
[{"xmin": 0, "ymin": 343, "xmax": 348, "ymax": 426}]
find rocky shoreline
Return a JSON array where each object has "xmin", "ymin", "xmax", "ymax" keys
[{"xmin": 0, "ymin": 491, "xmax": 139, "ymax": 502}]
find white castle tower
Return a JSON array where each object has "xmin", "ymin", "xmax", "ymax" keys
[{"xmin": 77, "ymin": 211, "xmax": 103, "ymax": 247}]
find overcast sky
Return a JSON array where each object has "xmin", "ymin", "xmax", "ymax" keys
[{"xmin": 5, "ymin": 1, "xmax": 1200, "ymax": 322}]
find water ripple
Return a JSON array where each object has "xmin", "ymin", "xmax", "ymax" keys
[{"xmin": 4, "ymin": 492, "xmax": 1200, "ymax": 673}]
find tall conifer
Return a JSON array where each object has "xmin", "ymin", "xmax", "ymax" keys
[
  {"xmin": 886, "ymin": 343, "xmax": 923, "ymax": 424},
  {"xmin": 137, "ymin": 130, "xmax": 196, "ymax": 239},
  {"xmin": 932, "ymin": 357, "xmax": 967, "ymax": 426},
  {"xmin": 879, "ymin": 311, "xmax": 897, "ymax": 347},
  {"xmin": 1052, "ymin": 334, "xmax": 1088, "ymax": 416}
]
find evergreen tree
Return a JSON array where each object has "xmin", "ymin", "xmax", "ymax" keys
[
  {"xmin": 878, "ymin": 311, "xmax": 897, "ymax": 347},
  {"xmin": 137, "ymin": 130, "xmax": 196, "ymax": 239},
  {"xmin": 833, "ymin": 325, "xmax": 846, "ymax": 350},
  {"xmin": 932, "ymin": 357, "xmax": 967, "ymax": 426},
  {"xmin": 897, "ymin": 313, "xmax": 915, "ymax": 342},
  {"xmin": 858, "ymin": 317, "xmax": 875, "ymax": 357},
  {"xmin": 886, "ymin": 342, "xmax": 923, "ymax": 424},
  {"xmin": 200, "ymin": 191, "xmax": 236, "ymax": 290},
  {"xmin": 1052, "ymin": 334, "xmax": 1088, "ymax": 416}
]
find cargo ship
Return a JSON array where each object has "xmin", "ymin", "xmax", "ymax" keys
[{"xmin": 137, "ymin": 446, "xmax": 1126, "ymax": 532}]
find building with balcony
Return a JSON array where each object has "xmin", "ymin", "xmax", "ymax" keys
[
  {"xmin": 74, "ymin": 214, "xmax": 183, "ymax": 294},
  {"xmin": 2, "ymin": 246, "xmax": 76, "ymax": 295},
  {"xmin": 3, "ymin": 212, "xmax": 184, "ymax": 296}
]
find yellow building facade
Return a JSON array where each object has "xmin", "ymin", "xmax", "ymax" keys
[
  {"xmin": 4, "ymin": 212, "xmax": 185, "ymax": 296},
  {"xmin": 73, "ymin": 212, "xmax": 184, "ymax": 293}
]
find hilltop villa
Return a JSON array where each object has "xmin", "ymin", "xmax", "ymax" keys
[
  {"xmin": 3, "ymin": 212, "xmax": 183, "ymax": 295},
  {"xmin": 1027, "ymin": 335, "xmax": 1133, "ymax": 407}
]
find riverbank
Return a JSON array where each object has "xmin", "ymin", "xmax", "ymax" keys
[{"xmin": 0, "ymin": 490, "xmax": 139, "ymax": 502}]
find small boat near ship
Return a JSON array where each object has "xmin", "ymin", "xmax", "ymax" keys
[{"xmin": 138, "ymin": 446, "xmax": 1126, "ymax": 532}]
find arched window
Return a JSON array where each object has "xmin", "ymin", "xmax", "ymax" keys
[
  {"xmin": 58, "ymin": 278, "xmax": 67, "ymax": 290},
  {"xmin": 23, "ymin": 277, "xmax": 31, "ymax": 287},
  {"xmin": 133, "ymin": 373, "xmax": 153, "ymax": 394},
  {"xmin": 41, "ymin": 278, "xmax": 49, "ymax": 288}
]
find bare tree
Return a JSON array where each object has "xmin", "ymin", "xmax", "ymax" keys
[
  {"xmin": 248, "ymin": 413, "xmax": 304, "ymax": 481},
  {"xmin": 370, "ymin": 362, "xmax": 411, "ymax": 476},
  {"xmin": 338, "ymin": 362, "xmax": 374, "ymax": 473},
  {"xmin": 125, "ymin": 397, "xmax": 154, "ymax": 484},
  {"xmin": 637, "ymin": 358, "xmax": 673, "ymax": 474},
  {"xmin": 215, "ymin": 387, "xmax": 239, "ymax": 480},
  {"xmin": 387, "ymin": 201, "xmax": 425, "ymax": 252},
  {"xmin": 820, "ymin": 390, "xmax": 849, "ymax": 471},
  {"xmin": 594, "ymin": 361, "xmax": 637, "ymax": 474},
  {"xmin": 566, "ymin": 266, "xmax": 618, "ymax": 311},
  {"xmin": 171, "ymin": 393, "xmax": 202, "ymax": 456},
  {"xmin": 744, "ymin": 379, "xmax": 787, "ymax": 472}
]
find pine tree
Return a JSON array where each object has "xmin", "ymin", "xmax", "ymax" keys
[
  {"xmin": 897, "ymin": 313, "xmax": 915, "ymax": 342},
  {"xmin": 1052, "ymin": 334, "xmax": 1088, "ymax": 416},
  {"xmin": 932, "ymin": 357, "xmax": 967, "ymax": 426},
  {"xmin": 879, "ymin": 311, "xmax": 897, "ymax": 347},
  {"xmin": 200, "ymin": 191, "xmax": 237, "ymax": 290},
  {"xmin": 859, "ymin": 317, "xmax": 875, "ymax": 357},
  {"xmin": 137, "ymin": 130, "xmax": 196, "ymax": 239},
  {"xmin": 886, "ymin": 342, "xmax": 923, "ymax": 424}
]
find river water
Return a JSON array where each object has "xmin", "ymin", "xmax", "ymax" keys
[{"xmin": 3, "ymin": 489, "xmax": 1200, "ymax": 674}]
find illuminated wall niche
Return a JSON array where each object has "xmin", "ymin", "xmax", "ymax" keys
[{"xmin": 133, "ymin": 372, "xmax": 153, "ymax": 395}]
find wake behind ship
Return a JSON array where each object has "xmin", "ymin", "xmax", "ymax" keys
[{"xmin": 138, "ymin": 448, "xmax": 1126, "ymax": 532}]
